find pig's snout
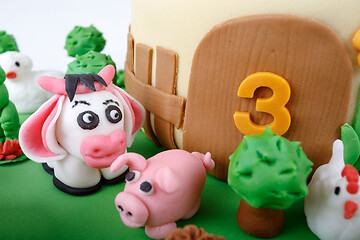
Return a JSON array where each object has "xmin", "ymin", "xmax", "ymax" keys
[
  {"xmin": 115, "ymin": 192, "xmax": 149, "ymax": 228},
  {"xmin": 80, "ymin": 130, "xmax": 127, "ymax": 168}
]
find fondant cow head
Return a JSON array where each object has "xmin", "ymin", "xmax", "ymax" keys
[{"xmin": 19, "ymin": 65, "xmax": 145, "ymax": 169}]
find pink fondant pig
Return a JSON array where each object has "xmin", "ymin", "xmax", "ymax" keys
[{"xmin": 110, "ymin": 150, "xmax": 215, "ymax": 239}]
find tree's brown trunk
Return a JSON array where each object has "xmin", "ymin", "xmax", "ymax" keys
[{"xmin": 236, "ymin": 200, "xmax": 284, "ymax": 238}]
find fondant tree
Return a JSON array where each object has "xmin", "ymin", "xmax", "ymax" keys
[
  {"xmin": 0, "ymin": 31, "xmax": 19, "ymax": 54},
  {"xmin": 66, "ymin": 50, "xmax": 117, "ymax": 83},
  {"xmin": 0, "ymin": 67, "xmax": 20, "ymax": 141},
  {"xmin": 228, "ymin": 128, "xmax": 313, "ymax": 238},
  {"xmin": 0, "ymin": 67, "xmax": 22, "ymax": 161},
  {"xmin": 64, "ymin": 25, "xmax": 106, "ymax": 57},
  {"xmin": 65, "ymin": 26, "xmax": 124, "ymax": 88},
  {"xmin": 116, "ymin": 70, "xmax": 125, "ymax": 89}
]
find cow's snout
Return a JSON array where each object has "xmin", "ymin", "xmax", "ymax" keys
[
  {"xmin": 80, "ymin": 130, "xmax": 127, "ymax": 169},
  {"xmin": 82, "ymin": 130, "xmax": 126, "ymax": 157},
  {"xmin": 115, "ymin": 192, "xmax": 148, "ymax": 228}
]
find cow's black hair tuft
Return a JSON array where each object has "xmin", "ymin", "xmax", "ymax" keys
[{"xmin": 64, "ymin": 73, "xmax": 107, "ymax": 101}]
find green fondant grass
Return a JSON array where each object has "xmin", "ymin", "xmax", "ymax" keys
[{"xmin": 0, "ymin": 131, "xmax": 317, "ymax": 240}]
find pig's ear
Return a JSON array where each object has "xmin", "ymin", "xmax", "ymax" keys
[{"xmin": 155, "ymin": 167, "xmax": 180, "ymax": 193}]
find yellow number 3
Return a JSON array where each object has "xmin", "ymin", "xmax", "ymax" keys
[{"xmin": 234, "ymin": 72, "xmax": 291, "ymax": 136}]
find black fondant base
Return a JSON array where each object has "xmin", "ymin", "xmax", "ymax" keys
[
  {"xmin": 48, "ymin": 165, "xmax": 128, "ymax": 195},
  {"xmin": 102, "ymin": 168, "xmax": 129, "ymax": 185},
  {"xmin": 53, "ymin": 175, "xmax": 102, "ymax": 196},
  {"xmin": 42, "ymin": 162, "xmax": 54, "ymax": 175}
]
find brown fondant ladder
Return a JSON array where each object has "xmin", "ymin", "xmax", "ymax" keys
[
  {"xmin": 125, "ymin": 33, "xmax": 185, "ymax": 149},
  {"xmin": 126, "ymin": 33, "xmax": 134, "ymax": 73},
  {"xmin": 154, "ymin": 47, "xmax": 178, "ymax": 149},
  {"xmin": 135, "ymin": 43, "xmax": 160, "ymax": 146}
]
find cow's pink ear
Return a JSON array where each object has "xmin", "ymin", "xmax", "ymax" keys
[
  {"xmin": 98, "ymin": 65, "xmax": 115, "ymax": 86},
  {"xmin": 19, "ymin": 95, "xmax": 67, "ymax": 162},
  {"xmin": 114, "ymin": 87, "xmax": 145, "ymax": 147},
  {"xmin": 155, "ymin": 167, "xmax": 180, "ymax": 193},
  {"xmin": 38, "ymin": 76, "xmax": 67, "ymax": 95}
]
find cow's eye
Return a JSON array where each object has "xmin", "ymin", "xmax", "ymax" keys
[
  {"xmin": 105, "ymin": 105, "xmax": 122, "ymax": 124},
  {"xmin": 125, "ymin": 171, "xmax": 140, "ymax": 183},
  {"xmin": 334, "ymin": 186, "xmax": 340, "ymax": 195},
  {"xmin": 139, "ymin": 181, "xmax": 153, "ymax": 195},
  {"xmin": 15, "ymin": 61, "xmax": 20, "ymax": 67},
  {"xmin": 77, "ymin": 111, "xmax": 99, "ymax": 130}
]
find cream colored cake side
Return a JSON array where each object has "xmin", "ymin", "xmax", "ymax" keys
[{"xmin": 131, "ymin": 0, "xmax": 360, "ymax": 148}]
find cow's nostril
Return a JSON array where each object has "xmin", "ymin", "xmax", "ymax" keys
[
  {"xmin": 126, "ymin": 211, "xmax": 133, "ymax": 216},
  {"xmin": 117, "ymin": 205, "xmax": 123, "ymax": 211}
]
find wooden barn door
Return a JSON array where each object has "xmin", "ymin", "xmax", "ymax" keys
[{"xmin": 183, "ymin": 15, "xmax": 353, "ymax": 181}]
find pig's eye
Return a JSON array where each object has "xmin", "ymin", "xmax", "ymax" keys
[
  {"xmin": 139, "ymin": 181, "xmax": 153, "ymax": 195},
  {"xmin": 125, "ymin": 171, "xmax": 140, "ymax": 183},
  {"xmin": 334, "ymin": 186, "xmax": 340, "ymax": 195},
  {"xmin": 77, "ymin": 111, "xmax": 99, "ymax": 130},
  {"xmin": 105, "ymin": 105, "xmax": 122, "ymax": 124}
]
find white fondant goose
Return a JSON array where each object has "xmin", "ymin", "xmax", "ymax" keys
[{"xmin": 0, "ymin": 51, "xmax": 63, "ymax": 113}]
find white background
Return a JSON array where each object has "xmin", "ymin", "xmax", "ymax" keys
[{"xmin": 0, "ymin": 0, "xmax": 131, "ymax": 72}]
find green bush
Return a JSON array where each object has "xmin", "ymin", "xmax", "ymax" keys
[
  {"xmin": 65, "ymin": 25, "xmax": 106, "ymax": 57},
  {"xmin": 66, "ymin": 51, "xmax": 117, "ymax": 82},
  {"xmin": 0, "ymin": 31, "xmax": 19, "ymax": 54},
  {"xmin": 228, "ymin": 128, "xmax": 313, "ymax": 209}
]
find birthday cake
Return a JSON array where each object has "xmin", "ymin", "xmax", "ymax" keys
[
  {"xmin": 2, "ymin": 1, "xmax": 360, "ymax": 240},
  {"xmin": 125, "ymin": 0, "xmax": 360, "ymax": 181}
]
